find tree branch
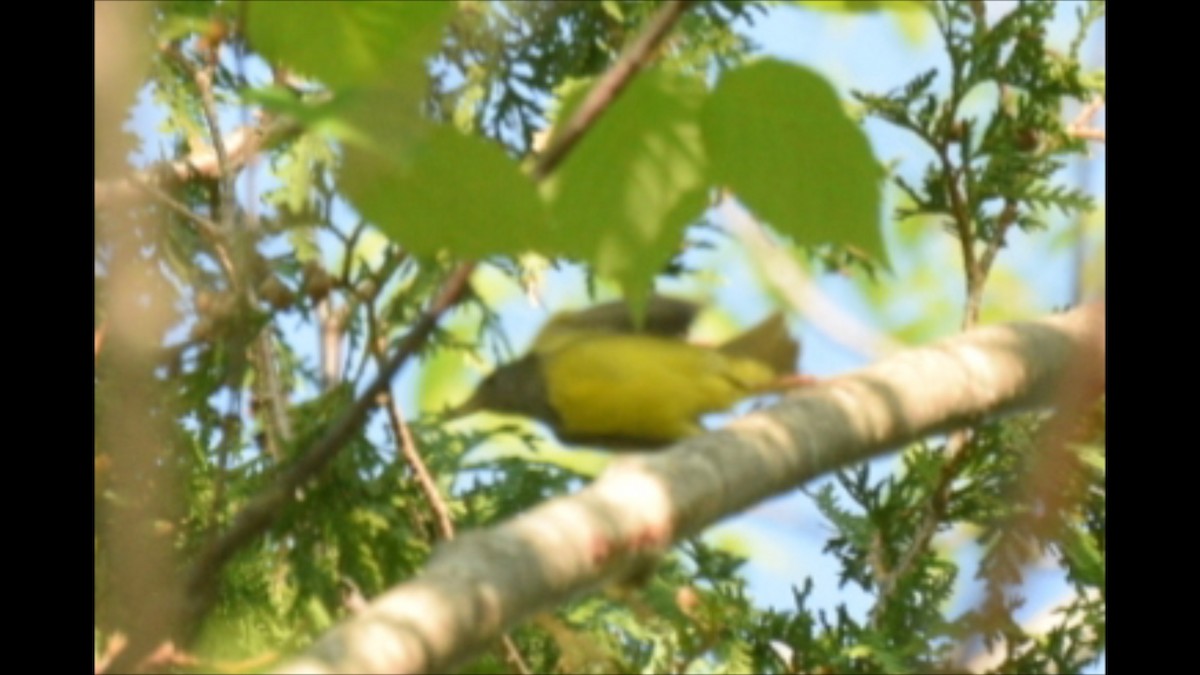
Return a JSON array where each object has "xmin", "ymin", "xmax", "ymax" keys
[
  {"xmin": 276, "ymin": 303, "xmax": 1105, "ymax": 674},
  {"xmin": 1066, "ymin": 95, "xmax": 1105, "ymax": 143},
  {"xmin": 191, "ymin": 61, "xmax": 237, "ymax": 233},
  {"xmin": 131, "ymin": 176, "xmax": 238, "ymax": 281},
  {"xmin": 93, "ymin": 116, "xmax": 302, "ymax": 211},
  {"xmin": 371, "ymin": 312, "xmax": 457, "ymax": 544},
  {"xmin": 532, "ymin": 0, "xmax": 694, "ymax": 180}
]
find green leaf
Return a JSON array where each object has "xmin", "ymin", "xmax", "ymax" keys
[
  {"xmin": 156, "ymin": 15, "xmax": 211, "ymax": 43},
  {"xmin": 600, "ymin": 0, "xmax": 625, "ymax": 22},
  {"xmin": 702, "ymin": 60, "xmax": 888, "ymax": 266},
  {"xmin": 793, "ymin": 0, "xmax": 931, "ymax": 14},
  {"xmin": 893, "ymin": 8, "xmax": 935, "ymax": 46},
  {"xmin": 245, "ymin": 1, "xmax": 453, "ymax": 89},
  {"xmin": 543, "ymin": 68, "xmax": 709, "ymax": 313},
  {"xmin": 241, "ymin": 86, "xmax": 338, "ymax": 128},
  {"xmin": 340, "ymin": 119, "xmax": 549, "ymax": 258}
]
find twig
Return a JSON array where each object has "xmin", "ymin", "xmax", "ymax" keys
[
  {"xmin": 958, "ymin": 195, "xmax": 1021, "ymax": 327},
  {"xmin": 95, "ymin": 41, "xmax": 321, "ymax": 211},
  {"xmin": 129, "ymin": 179, "xmax": 237, "ymax": 280},
  {"xmin": 130, "ymin": 179, "xmax": 223, "ymax": 240},
  {"xmin": 339, "ymin": 220, "xmax": 370, "ymax": 286},
  {"xmin": 317, "ymin": 298, "xmax": 344, "ymax": 390},
  {"xmin": 869, "ymin": 427, "xmax": 975, "ymax": 627},
  {"xmin": 1068, "ymin": 127, "xmax": 1105, "ymax": 142},
  {"xmin": 93, "ymin": 116, "xmax": 302, "ymax": 210},
  {"xmin": 253, "ymin": 329, "xmax": 295, "ymax": 458},
  {"xmin": 499, "ymin": 638, "xmax": 532, "ymax": 675},
  {"xmin": 347, "ymin": 249, "xmax": 410, "ymax": 385},
  {"xmin": 532, "ymin": 0, "xmax": 694, "ymax": 180},
  {"xmin": 1067, "ymin": 96, "xmax": 1105, "ymax": 143},
  {"xmin": 138, "ymin": 641, "xmax": 200, "ymax": 671},
  {"xmin": 977, "ymin": 199, "xmax": 1018, "ymax": 281},
  {"xmin": 935, "ymin": 144, "xmax": 983, "ymax": 329},
  {"xmin": 192, "ymin": 66, "xmax": 237, "ymax": 231},
  {"xmin": 369, "ymin": 307, "xmax": 457, "ymax": 542},
  {"xmin": 94, "ymin": 632, "xmax": 128, "ymax": 674}
]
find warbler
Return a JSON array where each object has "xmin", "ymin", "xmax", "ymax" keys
[{"xmin": 449, "ymin": 296, "xmax": 802, "ymax": 449}]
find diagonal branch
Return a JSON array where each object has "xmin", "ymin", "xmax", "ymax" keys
[
  {"xmin": 183, "ymin": 263, "xmax": 476, "ymax": 623},
  {"xmin": 276, "ymin": 303, "xmax": 1105, "ymax": 675},
  {"xmin": 532, "ymin": 0, "xmax": 694, "ymax": 180}
]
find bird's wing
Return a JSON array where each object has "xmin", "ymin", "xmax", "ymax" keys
[
  {"xmin": 532, "ymin": 296, "xmax": 700, "ymax": 354},
  {"xmin": 541, "ymin": 334, "xmax": 773, "ymax": 446},
  {"xmin": 718, "ymin": 313, "xmax": 800, "ymax": 377}
]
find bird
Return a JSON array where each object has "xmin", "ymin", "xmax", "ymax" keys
[{"xmin": 447, "ymin": 295, "xmax": 803, "ymax": 449}]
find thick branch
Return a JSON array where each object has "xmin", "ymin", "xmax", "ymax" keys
[{"xmin": 276, "ymin": 303, "xmax": 1105, "ymax": 674}]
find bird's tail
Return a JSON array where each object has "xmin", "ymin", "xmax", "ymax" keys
[{"xmin": 718, "ymin": 313, "xmax": 800, "ymax": 377}]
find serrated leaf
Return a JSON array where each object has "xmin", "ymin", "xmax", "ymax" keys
[
  {"xmin": 341, "ymin": 122, "xmax": 549, "ymax": 258},
  {"xmin": 543, "ymin": 68, "xmax": 709, "ymax": 313},
  {"xmin": 245, "ymin": 2, "xmax": 453, "ymax": 89},
  {"xmin": 702, "ymin": 60, "xmax": 887, "ymax": 266}
]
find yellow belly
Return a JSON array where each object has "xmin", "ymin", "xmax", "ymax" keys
[{"xmin": 540, "ymin": 334, "xmax": 777, "ymax": 444}]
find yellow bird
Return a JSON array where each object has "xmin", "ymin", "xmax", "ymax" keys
[{"xmin": 450, "ymin": 296, "xmax": 802, "ymax": 449}]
